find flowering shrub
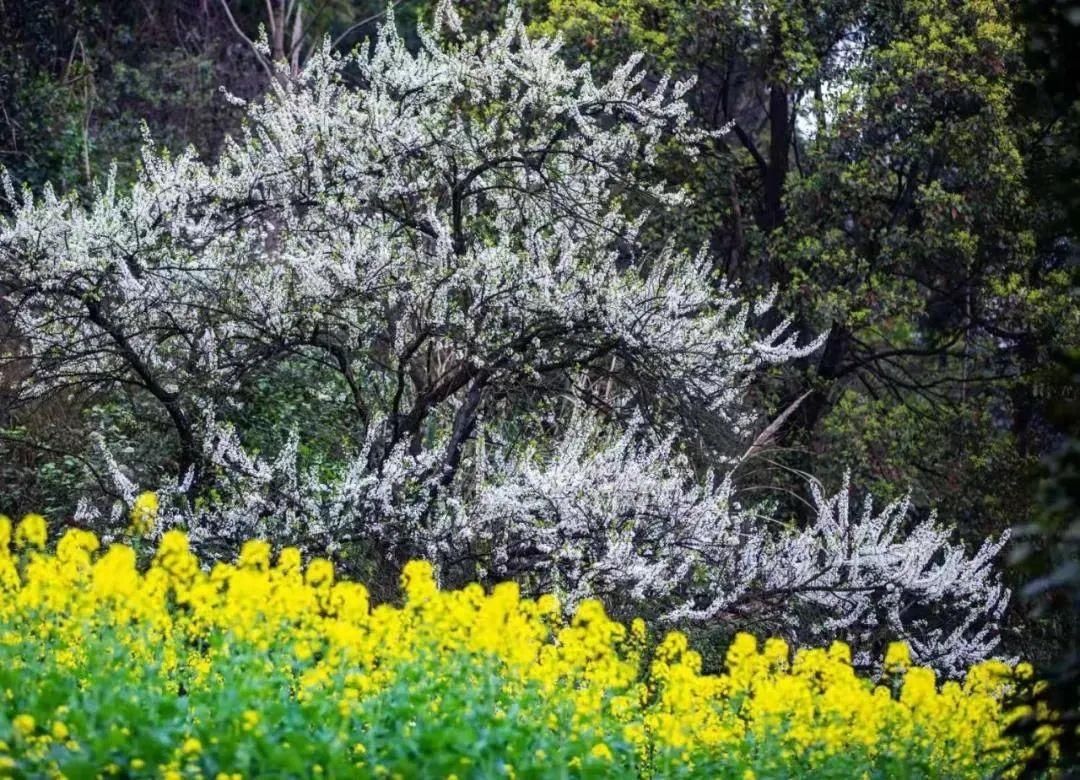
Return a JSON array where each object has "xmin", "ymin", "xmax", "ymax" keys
[{"xmin": 0, "ymin": 512, "xmax": 1026, "ymax": 778}]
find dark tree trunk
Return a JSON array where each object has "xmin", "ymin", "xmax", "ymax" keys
[{"xmin": 762, "ymin": 82, "xmax": 790, "ymax": 232}]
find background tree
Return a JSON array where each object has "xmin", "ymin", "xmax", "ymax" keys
[{"xmin": 1003, "ymin": 2, "xmax": 1080, "ymax": 772}]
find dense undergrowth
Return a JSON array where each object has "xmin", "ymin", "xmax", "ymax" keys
[{"xmin": 0, "ymin": 510, "xmax": 1044, "ymax": 778}]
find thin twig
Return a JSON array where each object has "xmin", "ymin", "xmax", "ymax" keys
[{"xmin": 218, "ymin": 0, "xmax": 276, "ymax": 82}]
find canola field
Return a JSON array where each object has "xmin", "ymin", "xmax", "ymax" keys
[{"xmin": 0, "ymin": 511, "xmax": 1030, "ymax": 778}]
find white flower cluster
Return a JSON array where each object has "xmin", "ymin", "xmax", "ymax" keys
[
  {"xmin": 0, "ymin": 3, "xmax": 1007, "ymax": 671},
  {"xmin": 464, "ymin": 415, "xmax": 1009, "ymax": 675}
]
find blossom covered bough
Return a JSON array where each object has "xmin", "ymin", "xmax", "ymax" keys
[{"xmin": 0, "ymin": 1, "xmax": 1008, "ymax": 674}]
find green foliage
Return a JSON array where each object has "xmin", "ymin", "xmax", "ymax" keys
[
  {"xmin": 1007, "ymin": 348, "xmax": 1080, "ymax": 775},
  {"xmin": 0, "ymin": 629, "xmax": 977, "ymax": 779},
  {"xmin": 231, "ymin": 359, "xmax": 363, "ymax": 479},
  {"xmin": 0, "ymin": 637, "xmax": 623, "ymax": 778}
]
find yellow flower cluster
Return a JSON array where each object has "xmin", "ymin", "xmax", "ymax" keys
[
  {"xmin": 0, "ymin": 511, "xmax": 1027, "ymax": 777},
  {"xmin": 129, "ymin": 491, "xmax": 160, "ymax": 537}
]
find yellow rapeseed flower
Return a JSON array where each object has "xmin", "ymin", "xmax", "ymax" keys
[
  {"xmin": 12, "ymin": 714, "xmax": 35, "ymax": 737},
  {"xmin": 589, "ymin": 742, "xmax": 614, "ymax": 762},
  {"xmin": 129, "ymin": 491, "xmax": 159, "ymax": 537},
  {"xmin": 14, "ymin": 514, "xmax": 46, "ymax": 550},
  {"xmin": 238, "ymin": 540, "xmax": 271, "ymax": 571},
  {"xmin": 241, "ymin": 709, "xmax": 260, "ymax": 731},
  {"xmin": 884, "ymin": 641, "xmax": 912, "ymax": 672}
]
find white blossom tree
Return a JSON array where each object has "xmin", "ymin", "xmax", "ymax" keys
[{"xmin": 0, "ymin": 2, "xmax": 1009, "ymax": 671}]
